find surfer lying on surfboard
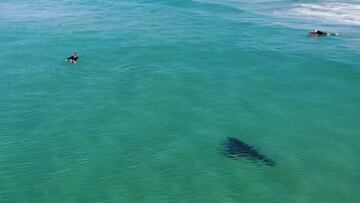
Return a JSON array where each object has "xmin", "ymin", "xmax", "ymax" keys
[
  {"xmin": 66, "ymin": 52, "xmax": 79, "ymax": 63},
  {"xmin": 308, "ymin": 29, "xmax": 338, "ymax": 36}
]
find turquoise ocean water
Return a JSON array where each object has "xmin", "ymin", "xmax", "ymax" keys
[{"xmin": 1, "ymin": 0, "xmax": 360, "ymax": 202}]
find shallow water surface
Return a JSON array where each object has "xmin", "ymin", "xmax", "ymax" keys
[{"xmin": 0, "ymin": 0, "xmax": 359, "ymax": 202}]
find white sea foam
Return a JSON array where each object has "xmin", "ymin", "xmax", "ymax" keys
[
  {"xmin": 194, "ymin": 0, "xmax": 360, "ymax": 27},
  {"xmin": 285, "ymin": 2, "xmax": 360, "ymax": 26}
]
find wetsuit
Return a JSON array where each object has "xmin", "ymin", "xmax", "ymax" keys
[
  {"xmin": 67, "ymin": 55, "xmax": 79, "ymax": 63},
  {"xmin": 309, "ymin": 30, "xmax": 328, "ymax": 36}
]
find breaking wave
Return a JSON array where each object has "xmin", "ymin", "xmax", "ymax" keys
[{"xmin": 285, "ymin": 2, "xmax": 360, "ymax": 26}]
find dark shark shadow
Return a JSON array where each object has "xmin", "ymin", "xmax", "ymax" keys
[{"xmin": 222, "ymin": 137, "xmax": 275, "ymax": 166}]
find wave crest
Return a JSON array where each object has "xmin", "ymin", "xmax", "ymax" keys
[{"xmin": 287, "ymin": 2, "xmax": 360, "ymax": 26}]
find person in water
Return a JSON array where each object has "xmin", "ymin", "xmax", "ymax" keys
[
  {"xmin": 309, "ymin": 29, "xmax": 338, "ymax": 36},
  {"xmin": 66, "ymin": 52, "xmax": 79, "ymax": 63}
]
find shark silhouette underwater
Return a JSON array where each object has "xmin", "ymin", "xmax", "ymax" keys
[{"xmin": 222, "ymin": 137, "xmax": 275, "ymax": 166}]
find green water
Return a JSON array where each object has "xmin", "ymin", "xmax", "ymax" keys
[{"xmin": 1, "ymin": 0, "xmax": 360, "ymax": 202}]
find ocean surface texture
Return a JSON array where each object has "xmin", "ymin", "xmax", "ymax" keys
[{"xmin": 1, "ymin": 0, "xmax": 359, "ymax": 202}]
